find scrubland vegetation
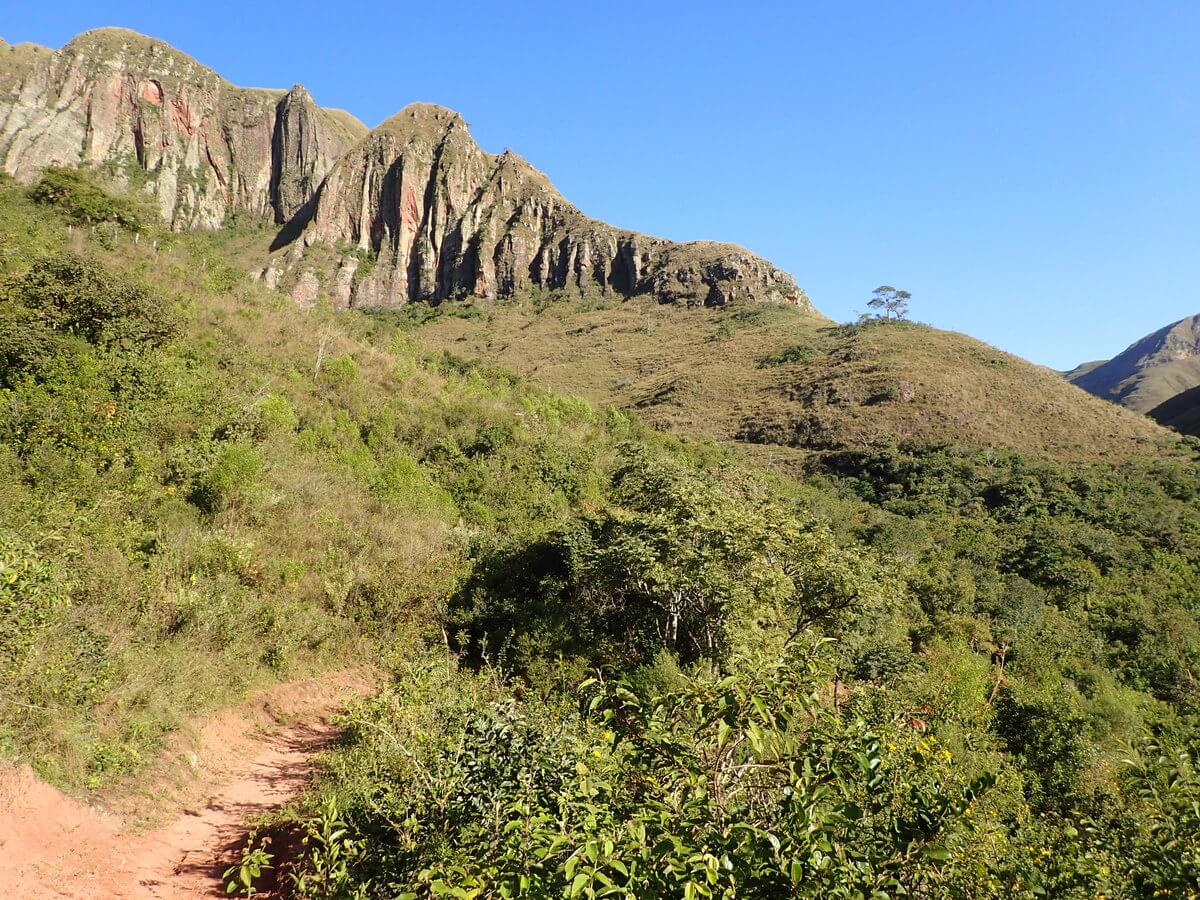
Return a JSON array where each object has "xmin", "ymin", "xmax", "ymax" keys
[
  {"xmin": 409, "ymin": 288, "xmax": 1169, "ymax": 463},
  {"xmin": 2, "ymin": 172, "xmax": 1198, "ymax": 897}
]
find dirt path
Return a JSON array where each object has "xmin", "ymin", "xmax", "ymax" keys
[{"xmin": 0, "ymin": 669, "xmax": 375, "ymax": 898}]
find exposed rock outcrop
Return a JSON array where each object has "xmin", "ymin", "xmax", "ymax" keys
[
  {"xmin": 274, "ymin": 104, "xmax": 810, "ymax": 310},
  {"xmin": 2, "ymin": 29, "xmax": 808, "ymax": 310},
  {"xmin": 0, "ymin": 29, "xmax": 365, "ymax": 229}
]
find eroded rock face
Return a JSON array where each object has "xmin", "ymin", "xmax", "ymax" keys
[
  {"xmin": 276, "ymin": 104, "xmax": 811, "ymax": 310},
  {"xmin": 0, "ymin": 29, "xmax": 365, "ymax": 229},
  {"xmin": 1, "ymin": 29, "xmax": 808, "ymax": 311}
]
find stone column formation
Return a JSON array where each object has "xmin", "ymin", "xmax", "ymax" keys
[{"xmin": 0, "ymin": 28, "xmax": 811, "ymax": 312}]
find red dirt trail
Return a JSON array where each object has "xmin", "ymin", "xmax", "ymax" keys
[{"xmin": 0, "ymin": 669, "xmax": 375, "ymax": 898}]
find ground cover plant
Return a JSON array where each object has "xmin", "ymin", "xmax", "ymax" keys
[{"xmin": 2, "ymin": 171, "xmax": 1198, "ymax": 897}]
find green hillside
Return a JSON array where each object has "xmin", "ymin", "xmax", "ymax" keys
[
  {"xmin": 0, "ymin": 171, "xmax": 624, "ymax": 786},
  {"xmin": 411, "ymin": 295, "xmax": 1171, "ymax": 461},
  {"xmin": 2, "ymin": 172, "xmax": 1199, "ymax": 897}
]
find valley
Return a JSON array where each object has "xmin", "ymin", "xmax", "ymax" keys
[{"xmin": 1, "ymin": 25, "xmax": 1198, "ymax": 900}]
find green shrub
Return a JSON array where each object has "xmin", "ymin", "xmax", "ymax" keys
[
  {"xmin": 0, "ymin": 532, "xmax": 69, "ymax": 680},
  {"xmin": 256, "ymin": 393, "xmax": 299, "ymax": 436},
  {"xmin": 451, "ymin": 447, "xmax": 886, "ymax": 674},
  {"xmin": 759, "ymin": 343, "xmax": 815, "ymax": 367},
  {"xmin": 203, "ymin": 258, "xmax": 245, "ymax": 294},
  {"xmin": 285, "ymin": 644, "xmax": 999, "ymax": 898},
  {"xmin": 191, "ymin": 443, "xmax": 265, "ymax": 513},
  {"xmin": 319, "ymin": 353, "xmax": 359, "ymax": 389},
  {"xmin": 0, "ymin": 300, "xmax": 60, "ymax": 381},
  {"xmin": 28, "ymin": 167, "xmax": 145, "ymax": 232},
  {"xmin": 3, "ymin": 251, "xmax": 180, "ymax": 350},
  {"xmin": 376, "ymin": 452, "xmax": 456, "ymax": 518}
]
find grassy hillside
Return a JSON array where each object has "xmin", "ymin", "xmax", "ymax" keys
[
  {"xmin": 1149, "ymin": 383, "xmax": 1200, "ymax": 436},
  {"xmin": 410, "ymin": 295, "xmax": 1171, "ymax": 461},
  {"xmin": 0, "ymin": 172, "xmax": 632, "ymax": 787},
  {"xmin": 3, "ymin": 171, "xmax": 1199, "ymax": 897}
]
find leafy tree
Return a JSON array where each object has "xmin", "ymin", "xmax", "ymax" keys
[
  {"xmin": 27, "ymin": 167, "xmax": 145, "ymax": 232},
  {"xmin": 451, "ymin": 448, "xmax": 887, "ymax": 674},
  {"xmin": 867, "ymin": 285, "xmax": 912, "ymax": 321},
  {"xmin": 2, "ymin": 251, "xmax": 180, "ymax": 354}
]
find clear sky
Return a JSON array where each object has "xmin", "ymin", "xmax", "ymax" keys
[{"xmin": 6, "ymin": 1, "xmax": 1199, "ymax": 369}]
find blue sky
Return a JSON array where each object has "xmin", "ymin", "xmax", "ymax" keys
[{"xmin": 6, "ymin": 1, "xmax": 1199, "ymax": 369}]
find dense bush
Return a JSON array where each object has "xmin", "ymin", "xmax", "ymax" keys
[
  {"xmin": 3, "ymin": 172, "xmax": 1200, "ymax": 896},
  {"xmin": 1, "ymin": 251, "xmax": 180, "ymax": 365},
  {"xmin": 27, "ymin": 166, "xmax": 146, "ymax": 232},
  {"xmin": 0, "ymin": 532, "xmax": 69, "ymax": 683},
  {"xmin": 190, "ymin": 442, "xmax": 265, "ymax": 513},
  {"xmin": 272, "ymin": 434, "xmax": 1200, "ymax": 897},
  {"xmin": 280, "ymin": 646, "xmax": 1000, "ymax": 899},
  {"xmin": 452, "ymin": 448, "xmax": 887, "ymax": 677},
  {"xmin": 277, "ymin": 644, "xmax": 1200, "ymax": 898}
]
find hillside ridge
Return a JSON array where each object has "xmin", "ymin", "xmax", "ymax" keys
[
  {"xmin": 1068, "ymin": 313, "xmax": 1200, "ymax": 412},
  {"xmin": 410, "ymin": 301, "xmax": 1173, "ymax": 461},
  {"xmin": 269, "ymin": 100, "xmax": 811, "ymax": 310}
]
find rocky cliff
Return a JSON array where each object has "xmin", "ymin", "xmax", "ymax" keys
[
  {"xmin": 0, "ymin": 29, "xmax": 365, "ymax": 229},
  {"xmin": 269, "ymin": 104, "xmax": 810, "ymax": 310},
  {"xmin": 2, "ymin": 29, "xmax": 807, "ymax": 310}
]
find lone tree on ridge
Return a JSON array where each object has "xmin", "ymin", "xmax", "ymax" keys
[{"xmin": 867, "ymin": 285, "xmax": 911, "ymax": 321}]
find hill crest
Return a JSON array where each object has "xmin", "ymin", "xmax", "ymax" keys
[
  {"xmin": 2, "ymin": 28, "xmax": 811, "ymax": 313},
  {"xmin": 408, "ymin": 300, "xmax": 1174, "ymax": 462}
]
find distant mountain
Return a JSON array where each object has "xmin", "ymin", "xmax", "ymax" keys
[{"xmin": 1067, "ymin": 315, "xmax": 1200, "ymax": 412}]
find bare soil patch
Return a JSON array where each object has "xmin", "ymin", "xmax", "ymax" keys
[{"xmin": 0, "ymin": 668, "xmax": 375, "ymax": 898}]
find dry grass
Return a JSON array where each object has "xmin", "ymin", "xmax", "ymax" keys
[
  {"xmin": 0, "ymin": 39, "xmax": 52, "ymax": 92},
  {"xmin": 413, "ymin": 300, "xmax": 1174, "ymax": 462}
]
